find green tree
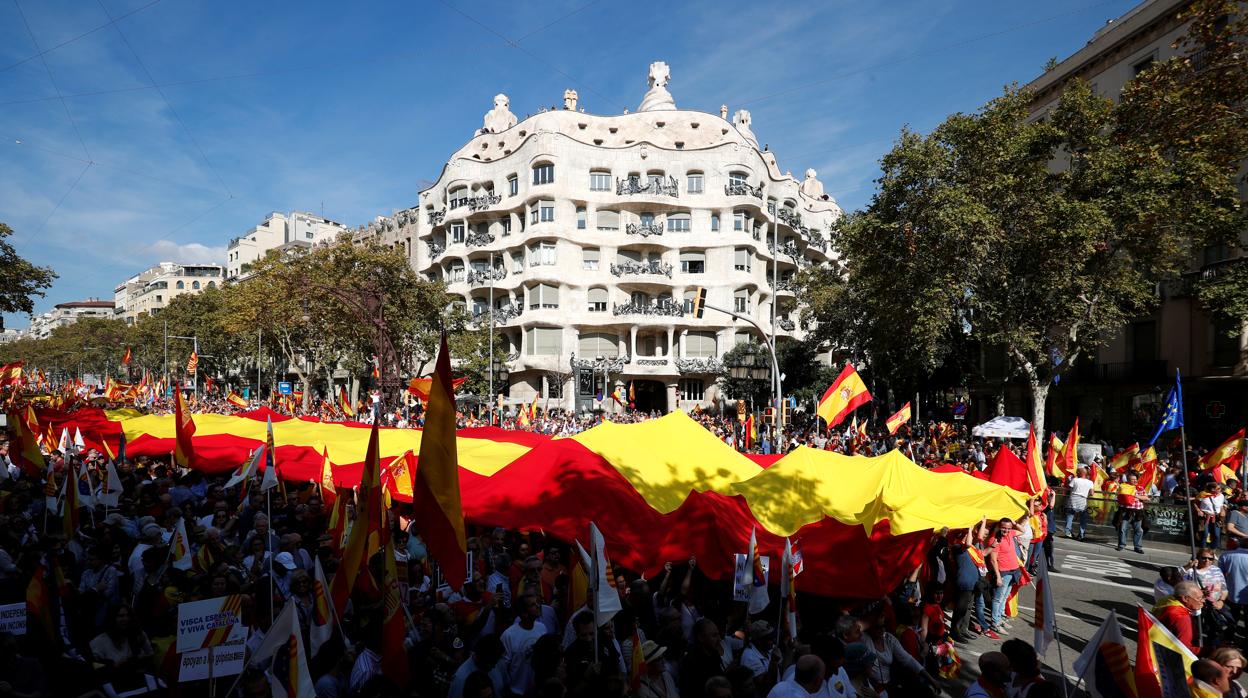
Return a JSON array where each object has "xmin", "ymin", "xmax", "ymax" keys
[
  {"xmin": 806, "ymin": 1, "xmax": 1245, "ymax": 439},
  {"xmin": 0, "ymin": 222, "xmax": 57, "ymax": 325}
]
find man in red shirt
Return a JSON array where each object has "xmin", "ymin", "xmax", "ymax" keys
[
  {"xmin": 988, "ymin": 518, "xmax": 1022, "ymax": 632},
  {"xmin": 1153, "ymin": 580, "xmax": 1204, "ymax": 654}
]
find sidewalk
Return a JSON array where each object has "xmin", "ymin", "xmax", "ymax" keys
[{"xmin": 1051, "ymin": 530, "xmax": 1197, "ymax": 565}]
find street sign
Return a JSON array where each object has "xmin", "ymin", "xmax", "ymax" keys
[{"xmin": 278, "ymin": 382, "xmax": 293, "ymax": 396}]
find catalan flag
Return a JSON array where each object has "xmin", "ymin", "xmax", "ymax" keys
[
  {"xmin": 173, "ymin": 389, "xmax": 196, "ymax": 467},
  {"xmin": 816, "ymin": 362, "xmax": 872, "ymax": 429},
  {"xmin": 885, "ymin": 402, "xmax": 911, "ymax": 435},
  {"xmin": 413, "ymin": 332, "xmax": 468, "ymax": 590},
  {"xmin": 186, "ymin": 351, "xmax": 198, "ymax": 375}
]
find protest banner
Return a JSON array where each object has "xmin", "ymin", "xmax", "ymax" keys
[
  {"xmin": 732, "ymin": 553, "xmax": 769, "ymax": 603},
  {"xmin": 176, "ymin": 595, "xmax": 247, "ymax": 653},
  {"xmin": 178, "ymin": 639, "xmax": 246, "ymax": 681},
  {"xmin": 0, "ymin": 602, "xmax": 26, "ymax": 635}
]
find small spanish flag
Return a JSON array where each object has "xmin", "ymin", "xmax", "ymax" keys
[
  {"xmin": 816, "ymin": 362, "xmax": 871, "ymax": 429},
  {"xmin": 174, "ymin": 389, "xmax": 196, "ymax": 467},
  {"xmin": 0, "ymin": 360, "xmax": 23, "ymax": 387},
  {"xmin": 338, "ymin": 386, "xmax": 354, "ymax": 418},
  {"xmin": 226, "ymin": 391, "xmax": 248, "ymax": 409},
  {"xmin": 885, "ymin": 402, "xmax": 911, "ymax": 435}
]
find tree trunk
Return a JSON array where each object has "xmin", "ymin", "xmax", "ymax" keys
[{"xmin": 1029, "ymin": 379, "xmax": 1049, "ymax": 442}]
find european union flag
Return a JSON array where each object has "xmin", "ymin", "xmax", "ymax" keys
[{"xmin": 1149, "ymin": 369, "xmax": 1184, "ymax": 445}]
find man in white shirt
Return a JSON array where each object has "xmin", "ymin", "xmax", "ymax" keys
[
  {"xmin": 501, "ymin": 595, "xmax": 547, "ymax": 696},
  {"xmin": 766, "ymin": 655, "xmax": 825, "ymax": 698},
  {"xmin": 1064, "ymin": 466, "xmax": 1095, "ymax": 540},
  {"xmin": 740, "ymin": 620, "xmax": 779, "ymax": 690},
  {"xmin": 1198, "ymin": 484, "xmax": 1227, "ymax": 549}
]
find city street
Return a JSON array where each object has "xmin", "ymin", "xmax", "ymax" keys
[{"xmin": 949, "ymin": 531, "xmax": 1194, "ymax": 693}]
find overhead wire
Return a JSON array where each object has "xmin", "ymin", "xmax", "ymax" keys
[
  {"xmin": 511, "ymin": 0, "xmax": 603, "ymax": 44},
  {"xmin": 94, "ymin": 0, "xmax": 233, "ymax": 199},
  {"xmin": 0, "ymin": 0, "xmax": 161, "ymax": 73},
  {"xmin": 15, "ymin": 161, "xmax": 93, "ymax": 247},
  {"xmin": 12, "ymin": 0, "xmax": 92, "ymax": 161},
  {"xmin": 9, "ymin": 135, "xmax": 222, "ymax": 195}
]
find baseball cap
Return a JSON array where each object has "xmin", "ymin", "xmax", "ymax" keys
[{"xmin": 275, "ymin": 552, "xmax": 297, "ymax": 570}]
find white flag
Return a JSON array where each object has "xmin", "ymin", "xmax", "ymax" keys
[
  {"xmin": 73, "ymin": 427, "xmax": 86, "ymax": 452},
  {"xmin": 1032, "ymin": 551, "xmax": 1056, "ymax": 656},
  {"xmin": 310, "ymin": 557, "xmax": 335, "ymax": 656},
  {"xmin": 584, "ymin": 522, "xmax": 622, "ymax": 624},
  {"xmin": 780, "ymin": 538, "xmax": 797, "ymax": 641},
  {"xmin": 171, "ymin": 518, "xmax": 193, "ymax": 571},
  {"xmin": 249, "ymin": 601, "xmax": 316, "ymax": 697},
  {"xmin": 98, "ymin": 460, "xmax": 123, "ymax": 508},
  {"xmin": 260, "ymin": 418, "xmax": 279, "ymax": 491},
  {"xmin": 226, "ymin": 446, "xmax": 265, "ymax": 489},
  {"xmin": 76, "ymin": 460, "xmax": 95, "ymax": 508},
  {"xmin": 58, "ymin": 428, "xmax": 72, "ymax": 455},
  {"xmin": 1072, "ymin": 611, "xmax": 1131, "ymax": 698},
  {"xmin": 747, "ymin": 527, "xmax": 770, "ymax": 615}
]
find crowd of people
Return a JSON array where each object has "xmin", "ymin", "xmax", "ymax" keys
[{"xmin": 1, "ymin": 385, "xmax": 1246, "ymax": 697}]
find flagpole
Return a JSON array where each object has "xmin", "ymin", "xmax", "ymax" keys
[
  {"xmin": 267, "ymin": 488, "xmax": 274, "ymax": 623},
  {"xmin": 589, "ymin": 525, "xmax": 600, "ymax": 663}
]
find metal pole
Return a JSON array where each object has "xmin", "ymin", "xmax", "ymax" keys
[
  {"xmin": 702, "ymin": 300, "xmax": 783, "ymax": 448},
  {"xmin": 489, "ymin": 252, "xmax": 495, "ymax": 426},
  {"xmin": 193, "ymin": 337, "xmax": 199, "ymax": 400},
  {"xmin": 257, "ymin": 331, "xmax": 262, "ymax": 401},
  {"xmin": 163, "ymin": 320, "xmax": 168, "ymax": 389}
]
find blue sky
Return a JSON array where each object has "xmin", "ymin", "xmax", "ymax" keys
[{"xmin": 0, "ymin": 0, "xmax": 1138, "ymax": 329}]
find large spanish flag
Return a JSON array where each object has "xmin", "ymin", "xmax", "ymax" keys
[
  {"xmin": 816, "ymin": 363, "xmax": 872, "ymax": 429},
  {"xmin": 173, "ymin": 389, "xmax": 196, "ymax": 467},
  {"xmin": 414, "ymin": 333, "xmax": 468, "ymax": 590},
  {"xmin": 1198, "ymin": 428, "xmax": 1244, "ymax": 471}
]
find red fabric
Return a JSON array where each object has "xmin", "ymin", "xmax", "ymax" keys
[
  {"xmin": 923, "ymin": 602, "xmax": 947, "ymax": 642},
  {"xmin": 1155, "ymin": 603, "xmax": 1198, "ymax": 654},
  {"xmin": 744, "ymin": 454, "xmax": 785, "ymax": 468},
  {"xmin": 985, "ymin": 446, "xmax": 1030, "ymax": 492}
]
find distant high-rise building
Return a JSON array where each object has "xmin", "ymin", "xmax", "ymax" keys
[
  {"xmin": 28, "ymin": 299, "xmax": 116, "ymax": 339},
  {"xmin": 113, "ymin": 262, "xmax": 225, "ymax": 324}
]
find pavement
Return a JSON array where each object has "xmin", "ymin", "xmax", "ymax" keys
[{"xmin": 939, "ymin": 532, "xmax": 1195, "ymax": 695}]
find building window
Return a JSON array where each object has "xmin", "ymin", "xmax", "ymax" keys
[
  {"xmin": 734, "ymin": 211, "xmax": 747, "ymax": 231},
  {"xmin": 540, "ymin": 201, "xmax": 555, "ymax": 222},
  {"xmin": 450, "ymin": 263, "xmax": 465, "ymax": 283},
  {"xmin": 511, "ymin": 252, "xmax": 524, "ymax": 272},
  {"xmin": 711, "ymin": 214, "xmax": 720, "ymax": 232},
  {"xmin": 685, "ymin": 331, "xmax": 717, "ymax": 358},
  {"xmin": 578, "ymin": 331, "xmax": 618, "ymax": 357},
  {"xmin": 532, "ymin": 163, "xmax": 554, "ymax": 185},
  {"xmin": 192, "ymin": 281, "xmax": 200, "ymax": 290},
  {"xmin": 508, "ymin": 175, "xmax": 519, "ymax": 196},
  {"xmin": 687, "ymin": 173, "xmax": 704, "ymax": 194},
  {"xmin": 529, "ymin": 283, "xmax": 559, "ymax": 309},
  {"xmin": 452, "ymin": 223, "xmax": 465, "ymax": 244},
  {"xmin": 1213, "ymin": 318, "xmax": 1241, "ymax": 367},
  {"xmin": 735, "ymin": 330, "xmax": 753, "ymax": 345},
  {"xmin": 597, "ymin": 210, "xmax": 620, "ymax": 231},
  {"xmin": 734, "ymin": 248, "xmax": 752, "ymax": 272},
  {"xmin": 587, "ymin": 287, "xmax": 608, "ymax": 312},
  {"xmin": 1132, "ymin": 54, "xmax": 1155, "ymax": 76},
  {"xmin": 305, "ymin": 232, "xmax": 314, "ymax": 239},
  {"xmin": 590, "ymin": 171, "xmax": 611, "ymax": 191},
  {"xmin": 680, "ymin": 251, "xmax": 706, "ymax": 274},
  {"xmin": 530, "ymin": 207, "xmax": 539, "ymax": 225},
  {"xmin": 529, "ymin": 241, "xmax": 556, "ymax": 266},
  {"xmin": 667, "ymin": 213, "xmax": 691, "ymax": 233},
  {"xmin": 577, "ymin": 207, "xmax": 586, "ymax": 229},
  {"xmin": 526, "ymin": 327, "xmax": 562, "ymax": 355},
  {"xmin": 647, "ymin": 171, "xmax": 664, "ymax": 188},
  {"xmin": 546, "ymin": 378, "xmax": 563, "ymax": 399},
  {"xmin": 641, "ymin": 212, "xmax": 656, "ymax": 228},
  {"xmin": 583, "ymin": 248, "xmax": 600, "ymax": 271},
  {"xmin": 729, "ymin": 171, "xmax": 748, "ymax": 186},
  {"xmin": 500, "ymin": 218, "xmax": 512, "ymax": 236},
  {"xmin": 679, "ymin": 378, "xmax": 706, "ymax": 400},
  {"xmin": 175, "ymin": 281, "xmax": 185, "ymax": 289},
  {"xmin": 630, "ymin": 290, "xmax": 647, "ymax": 306},
  {"xmin": 155, "ymin": 295, "xmax": 162, "ymax": 303},
  {"xmin": 734, "ymin": 288, "xmax": 749, "ymax": 313}
]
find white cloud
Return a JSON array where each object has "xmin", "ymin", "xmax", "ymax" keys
[{"xmin": 142, "ymin": 239, "xmax": 226, "ymax": 265}]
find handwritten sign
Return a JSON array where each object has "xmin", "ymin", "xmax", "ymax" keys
[
  {"xmin": 179, "ymin": 639, "xmax": 246, "ymax": 681},
  {"xmin": 176, "ymin": 595, "xmax": 247, "ymax": 653},
  {"xmin": 732, "ymin": 553, "xmax": 770, "ymax": 603},
  {"xmin": 0, "ymin": 603, "xmax": 25, "ymax": 635}
]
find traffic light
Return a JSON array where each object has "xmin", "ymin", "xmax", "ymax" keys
[
  {"xmin": 689, "ymin": 287, "xmax": 706, "ymax": 318},
  {"xmin": 764, "ymin": 406, "xmax": 776, "ymax": 424},
  {"xmin": 782, "ymin": 402, "xmax": 792, "ymax": 424}
]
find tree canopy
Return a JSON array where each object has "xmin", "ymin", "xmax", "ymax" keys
[{"xmin": 0, "ymin": 222, "xmax": 57, "ymax": 323}]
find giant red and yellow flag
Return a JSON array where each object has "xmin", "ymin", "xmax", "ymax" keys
[
  {"xmin": 1059, "ymin": 418, "xmax": 1081, "ymax": 477},
  {"xmin": 173, "ymin": 389, "xmax": 196, "ymax": 467},
  {"xmin": 0, "ymin": 360, "xmax": 24, "ymax": 387},
  {"xmin": 885, "ymin": 402, "xmax": 911, "ymax": 435},
  {"xmin": 1198, "ymin": 429, "xmax": 1245, "ymax": 471},
  {"xmin": 816, "ymin": 363, "xmax": 872, "ymax": 429},
  {"xmin": 414, "ymin": 332, "xmax": 468, "ymax": 590},
  {"xmin": 329, "ymin": 419, "xmax": 383, "ymax": 614}
]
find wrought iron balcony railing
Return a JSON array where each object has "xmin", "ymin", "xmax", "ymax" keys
[
  {"xmin": 465, "ymin": 231, "xmax": 495, "ymax": 248},
  {"xmin": 616, "ymin": 176, "xmax": 679, "ymax": 197},
  {"xmin": 466, "ymin": 268, "xmax": 507, "ymax": 285},
  {"xmin": 778, "ymin": 317, "xmax": 796, "ymax": 331},
  {"xmin": 613, "ymin": 300, "xmax": 684, "ymax": 317},
  {"xmin": 427, "ymin": 209, "xmax": 446, "ymax": 225},
  {"xmin": 610, "ymin": 260, "xmax": 673, "ymax": 278},
  {"xmin": 472, "ymin": 302, "xmax": 522, "ymax": 325},
  {"xmin": 725, "ymin": 181, "xmax": 763, "ymax": 199},
  {"xmin": 776, "ymin": 208, "xmax": 803, "ymax": 229},
  {"xmin": 467, "ymin": 193, "xmax": 503, "ymax": 212},
  {"xmin": 675, "ymin": 357, "xmax": 725, "ymax": 374},
  {"xmin": 426, "ymin": 241, "xmax": 445, "ymax": 258},
  {"xmin": 626, "ymin": 222, "xmax": 664, "ymax": 237}
]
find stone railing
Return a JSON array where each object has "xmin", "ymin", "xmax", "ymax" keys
[
  {"xmin": 468, "ymin": 193, "xmax": 503, "ymax": 211},
  {"xmin": 725, "ymin": 181, "xmax": 763, "ymax": 199},
  {"xmin": 675, "ymin": 357, "xmax": 726, "ymax": 375},
  {"xmin": 616, "ymin": 176, "xmax": 679, "ymax": 197},
  {"xmin": 427, "ymin": 209, "xmax": 445, "ymax": 225},
  {"xmin": 426, "ymin": 241, "xmax": 445, "ymax": 258},
  {"xmin": 610, "ymin": 260, "xmax": 673, "ymax": 278},
  {"xmin": 626, "ymin": 222, "xmax": 664, "ymax": 237},
  {"xmin": 613, "ymin": 300, "xmax": 684, "ymax": 317},
  {"xmin": 466, "ymin": 231, "xmax": 495, "ymax": 248},
  {"xmin": 778, "ymin": 317, "xmax": 796, "ymax": 331},
  {"xmin": 466, "ymin": 268, "xmax": 507, "ymax": 285},
  {"xmin": 636, "ymin": 358, "xmax": 669, "ymax": 366}
]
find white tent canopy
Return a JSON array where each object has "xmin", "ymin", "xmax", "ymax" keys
[{"xmin": 971, "ymin": 416, "xmax": 1031, "ymax": 439}]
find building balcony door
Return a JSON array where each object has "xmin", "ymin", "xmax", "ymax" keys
[{"xmin": 631, "ymin": 379, "xmax": 667, "ymax": 414}]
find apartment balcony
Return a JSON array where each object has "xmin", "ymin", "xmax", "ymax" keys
[
  {"xmin": 775, "ymin": 208, "xmax": 803, "ymax": 229},
  {"xmin": 427, "ymin": 209, "xmax": 446, "ymax": 226},
  {"xmin": 613, "ymin": 300, "xmax": 685, "ymax": 317},
  {"xmin": 725, "ymin": 181, "xmax": 763, "ymax": 199},
  {"xmin": 616, "ymin": 176, "xmax": 678, "ymax": 198},
  {"xmin": 426, "ymin": 241, "xmax": 445, "ymax": 259},
  {"xmin": 675, "ymin": 357, "xmax": 725, "ymax": 375},
  {"xmin": 466, "ymin": 231, "xmax": 495, "ymax": 248},
  {"xmin": 610, "ymin": 260, "xmax": 673, "ymax": 278},
  {"xmin": 626, "ymin": 222, "xmax": 665, "ymax": 238},
  {"xmin": 466, "ymin": 268, "xmax": 507, "ymax": 285},
  {"xmin": 472, "ymin": 302, "xmax": 522, "ymax": 325},
  {"xmin": 468, "ymin": 193, "xmax": 503, "ymax": 212}
]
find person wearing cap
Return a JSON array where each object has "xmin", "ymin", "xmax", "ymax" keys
[
  {"xmin": 634, "ymin": 640, "xmax": 677, "ymax": 698},
  {"xmin": 272, "ymin": 551, "xmax": 297, "ymax": 599},
  {"xmin": 740, "ymin": 620, "xmax": 780, "ymax": 692}
]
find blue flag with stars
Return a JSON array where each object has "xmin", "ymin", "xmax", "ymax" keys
[{"xmin": 1149, "ymin": 369, "xmax": 1184, "ymax": 445}]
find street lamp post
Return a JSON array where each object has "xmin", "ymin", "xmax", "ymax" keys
[
  {"xmin": 167, "ymin": 333, "xmax": 199, "ymax": 398},
  {"xmin": 697, "ymin": 301, "xmax": 785, "ymax": 449}
]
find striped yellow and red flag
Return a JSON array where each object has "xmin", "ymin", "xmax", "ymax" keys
[
  {"xmin": 121, "ymin": 347, "xmax": 132, "ymax": 365},
  {"xmin": 186, "ymin": 351, "xmax": 199, "ymax": 375},
  {"xmin": 174, "ymin": 389, "xmax": 196, "ymax": 467},
  {"xmin": 1024, "ymin": 427, "xmax": 1047, "ymax": 496},
  {"xmin": 61, "ymin": 463, "xmax": 81, "ymax": 536},
  {"xmin": 319, "ymin": 447, "xmax": 336, "ymax": 499},
  {"xmin": 329, "ymin": 420, "xmax": 384, "ymax": 615},
  {"xmin": 0, "ymin": 360, "xmax": 23, "ymax": 387},
  {"xmin": 371, "ymin": 356, "xmax": 381, "ymax": 380},
  {"xmin": 225, "ymin": 391, "xmax": 248, "ymax": 409},
  {"xmin": 1137, "ymin": 446, "xmax": 1160, "ymax": 492},
  {"xmin": 1108, "ymin": 443, "xmax": 1140, "ymax": 477},
  {"xmin": 1059, "ymin": 419, "xmax": 1081, "ymax": 477},
  {"xmin": 407, "ymin": 376, "xmax": 466, "ymax": 400},
  {"xmin": 26, "ymin": 564, "xmax": 55, "ymax": 642},
  {"xmin": 9, "ymin": 406, "xmax": 46, "ymax": 476},
  {"xmin": 379, "ymin": 524, "xmax": 410, "ymax": 688},
  {"xmin": 885, "ymin": 402, "xmax": 911, "ymax": 435},
  {"xmin": 1198, "ymin": 429, "xmax": 1245, "ymax": 471},
  {"xmin": 412, "ymin": 332, "xmax": 468, "ymax": 590},
  {"xmin": 327, "ymin": 488, "xmax": 349, "ymax": 554},
  {"xmin": 628, "ymin": 628, "xmax": 646, "ymax": 692},
  {"xmin": 816, "ymin": 363, "xmax": 872, "ymax": 429},
  {"xmin": 337, "ymin": 386, "xmax": 354, "ymax": 418},
  {"xmin": 1045, "ymin": 434, "xmax": 1065, "ymax": 479}
]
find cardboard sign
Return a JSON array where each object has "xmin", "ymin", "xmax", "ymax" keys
[
  {"xmin": 179, "ymin": 639, "xmax": 246, "ymax": 681},
  {"xmin": 0, "ymin": 602, "xmax": 26, "ymax": 635},
  {"xmin": 176, "ymin": 595, "xmax": 247, "ymax": 653},
  {"xmin": 732, "ymin": 553, "xmax": 770, "ymax": 603}
]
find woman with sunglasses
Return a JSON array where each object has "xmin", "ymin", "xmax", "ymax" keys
[
  {"xmin": 1186, "ymin": 547, "xmax": 1235, "ymax": 646},
  {"xmin": 1211, "ymin": 647, "xmax": 1247, "ymax": 698}
]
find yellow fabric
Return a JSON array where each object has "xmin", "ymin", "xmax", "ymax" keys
[
  {"xmin": 107, "ymin": 412, "xmax": 530, "ymax": 476},
  {"xmin": 816, "ymin": 367, "xmax": 869, "ymax": 424},
  {"xmin": 728, "ymin": 446, "xmax": 1030, "ymax": 536},
  {"xmin": 571, "ymin": 411, "xmax": 762, "ymax": 514}
]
